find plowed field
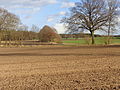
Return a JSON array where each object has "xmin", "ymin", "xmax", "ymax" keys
[{"xmin": 0, "ymin": 45, "xmax": 120, "ymax": 90}]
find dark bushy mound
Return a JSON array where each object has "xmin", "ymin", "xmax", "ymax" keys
[{"xmin": 38, "ymin": 25, "xmax": 62, "ymax": 43}]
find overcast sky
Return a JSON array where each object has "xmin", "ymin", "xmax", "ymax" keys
[
  {"xmin": 0, "ymin": 0, "xmax": 80, "ymax": 34},
  {"xmin": 0, "ymin": 0, "xmax": 120, "ymax": 35}
]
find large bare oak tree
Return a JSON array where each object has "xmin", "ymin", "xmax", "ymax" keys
[{"xmin": 62, "ymin": 0, "xmax": 119, "ymax": 44}]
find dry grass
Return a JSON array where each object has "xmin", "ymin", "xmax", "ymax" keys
[{"xmin": 0, "ymin": 45, "xmax": 119, "ymax": 90}]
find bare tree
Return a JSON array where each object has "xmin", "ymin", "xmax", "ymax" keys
[
  {"xmin": 62, "ymin": 0, "xmax": 110, "ymax": 44},
  {"xmin": 31, "ymin": 25, "xmax": 39, "ymax": 32},
  {"xmin": 106, "ymin": 0, "xmax": 119, "ymax": 44},
  {"xmin": 30, "ymin": 25, "xmax": 40, "ymax": 41},
  {"xmin": 0, "ymin": 8, "xmax": 20, "ymax": 45},
  {"xmin": 0, "ymin": 8, "xmax": 20, "ymax": 31}
]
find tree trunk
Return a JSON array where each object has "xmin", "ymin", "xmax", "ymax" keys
[
  {"xmin": 91, "ymin": 31, "xmax": 95, "ymax": 44},
  {"xmin": 0, "ymin": 38, "xmax": 1, "ymax": 46},
  {"xmin": 107, "ymin": 21, "xmax": 111, "ymax": 44}
]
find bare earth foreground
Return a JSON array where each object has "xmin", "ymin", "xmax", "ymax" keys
[{"xmin": 0, "ymin": 45, "xmax": 120, "ymax": 90}]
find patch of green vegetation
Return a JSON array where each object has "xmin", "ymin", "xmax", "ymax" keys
[
  {"xmin": 112, "ymin": 37, "xmax": 120, "ymax": 39},
  {"xmin": 63, "ymin": 39, "xmax": 87, "ymax": 44},
  {"xmin": 111, "ymin": 38, "xmax": 120, "ymax": 44},
  {"xmin": 62, "ymin": 37, "xmax": 120, "ymax": 45}
]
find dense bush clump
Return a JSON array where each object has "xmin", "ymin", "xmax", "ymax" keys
[{"xmin": 38, "ymin": 25, "xmax": 62, "ymax": 43}]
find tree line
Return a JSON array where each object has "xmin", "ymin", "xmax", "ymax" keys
[{"xmin": 0, "ymin": 8, "xmax": 39, "ymax": 45}]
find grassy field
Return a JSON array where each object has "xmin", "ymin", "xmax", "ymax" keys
[
  {"xmin": 63, "ymin": 37, "xmax": 120, "ymax": 45},
  {"xmin": 0, "ymin": 45, "xmax": 119, "ymax": 89}
]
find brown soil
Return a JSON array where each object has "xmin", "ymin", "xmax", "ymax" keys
[{"xmin": 0, "ymin": 45, "xmax": 119, "ymax": 90}]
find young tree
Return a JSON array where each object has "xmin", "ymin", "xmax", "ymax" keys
[
  {"xmin": 106, "ymin": 0, "xmax": 119, "ymax": 44},
  {"xmin": 62, "ymin": 0, "xmax": 109, "ymax": 44}
]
